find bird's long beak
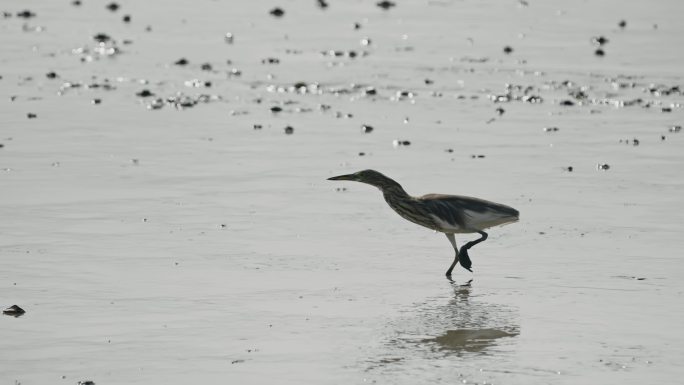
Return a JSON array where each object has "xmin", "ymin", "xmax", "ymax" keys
[{"xmin": 327, "ymin": 173, "xmax": 356, "ymax": 181}]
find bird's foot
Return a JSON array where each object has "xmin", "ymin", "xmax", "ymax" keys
[{"xmin": 458, "ymin": 247, "xmax": 473, "ymax": 272}]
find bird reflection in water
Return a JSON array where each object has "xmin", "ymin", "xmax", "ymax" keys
[
  {"xmin": 366, "ymin": 280, "xmax": 519, "ymax": 372},
  {"xmin": 421, "ymin": 279, "xmax": 519, "ymax": 355}
]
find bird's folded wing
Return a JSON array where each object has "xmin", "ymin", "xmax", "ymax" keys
[{"xmin": 419, "ymin": 194, "xmax": 519, "ymax": 231}]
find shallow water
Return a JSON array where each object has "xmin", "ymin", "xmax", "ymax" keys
[{"xmin": 2, "ymin": 0, "xmax": 684, "ymax": 384}]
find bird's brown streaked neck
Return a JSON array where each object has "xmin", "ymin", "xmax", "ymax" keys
[{"xmin": 380, "ymin": 184, "xmax": 410, "ymax": 200}]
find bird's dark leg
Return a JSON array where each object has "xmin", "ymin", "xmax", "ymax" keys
[
  {"xmin": 458, "ymin": 231, "xmax": 488, "ymax": 272},
  {"xmin": 444, "ymin": 233, "xmax": 459, "ymax": 277}
]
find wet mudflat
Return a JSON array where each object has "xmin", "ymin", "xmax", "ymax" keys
[{"xmin": 1, "ymin": 0, "xmax": 683, "ymax": 384}]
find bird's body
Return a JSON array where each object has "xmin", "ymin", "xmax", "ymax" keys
[{"xmin": 328, "ymin": 169, "xmax": 519, "ymax": 276}]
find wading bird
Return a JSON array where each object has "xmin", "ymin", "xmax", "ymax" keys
[{"xmin": 328, "ymin": 170, "xmax": 519, "ymax": 277}]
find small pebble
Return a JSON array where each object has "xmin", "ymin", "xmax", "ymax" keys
[
  {"xmin": 543, "ymin": 126, "xmax": 559, "ymax": 132},
  {"xmin": 317, "ymin": 0, "xmax": 329, "ymax": 9},
  {"xmin": 503, "ymin": 46, "xmax": 513, "ymax": 54},
  {"xmin": 46, "ymin": 71, "xmax": 58, "ymax": 79},
  {"xmin": 224, "ymin": 33, "xmax": 234, "ymax": 44},
  {"xmin": 72, "ymin": 0, "xmax": 82, "ymax": 5},
  {"xmin": 495, "ymin": 107, "xmax": 505, "ymax": 115},
  {"xmin": 618, "ymin": 20, "xmax": 627, "ymax": 29},
  {"xmin": 92, "ymin": 98, "xmax": 101, "ymax": 105},
  {"xmin": 78, "ymin": 381, "xmax": 95, "ymax": 385},
  {"xmin": 269, "ymin": 7, "xmax": 285, "ymax": 17},
  {"xmin": 597, "ymin": 163, "xmax": 610, "ymax": 171},
  {"xmin": 16, "ymin": 10, "xmax": 36, "ymax": 18},
  {"xmin": 591, "ymin": 36, "xmax": 609, "ymax": 46},
  {"xmin": 93, "ymin": 33, "xmax": 111, "ymax": 42},
  {"xmin": 662, "ymin": 107, "xmax": 672, "ymax": 113},
  {"xmin": 392, "ymin": 139, "xmax": 411, "ymax": 147},
  {"xmin": 147, "ymin": 98, "xmax": 164, "ymax": 110},
  {"xmin": 595, "ymin": 48, "xmax": 605, "ymax": 57},
  {"xmin": 253, "ymin": 124, "xmax": 263, "ymax": 130},
  {"xmin": 445, "ymin": 148, "xmax": 454, "ymax": 153},
  {"xmin": 136, "ymin": 89, "xmax": 154, "ymax": 97},
  {"xmin": 270, "ymin": 106, "xmax": 282, "ymax": 113},
  {"xmin": 564, "ymin": 166, "xmax": 574, "ymax": 172},
  {"xmin": 471, "ymin": 154, "xmax": 486, "ymax": 158},
  {"xmin": 284, "ymin": 126, "xmax": 294, "ymax": 134},
  {"xmin": 376, "ymin": 1, "xmax": 396, "ymax": 10},
  {"xmin": 174, "ymin": 58, "xmax": 189, "ymax": 66},
  {"xmin": 200, "ymin": 63, "xmax": 212, "ymax": 71},
  {"xmin": 353, "ymin": 22, "xmax": 362, "ymax": 30},
  {"xmin": 559, "ymin": 100, "xmax": 575, "ymax": 106},
  {"xmin": 669, "ymin": 125, "xmax": 681, "ymax": 133},
  {"xmin": 361, "ymin": 124, "xmax": 374, "ymax": 133},
  {"xmin": 27, "ymin": 113, "xmax": 37, "ymax": 119},
  {"xmin": 122, "ymin": 14, "xmax": 131, "ymax": 23},
  {"xmin": 3, "ymin": 304, "xmax": 25, "ymax": 316},
  {"xmin": 358, "ymin": 152, "xmax": 365, "ymax": 156},
  {"xmin": 105, "ymin": 2, "xmax": 120, "ymax": 12}
]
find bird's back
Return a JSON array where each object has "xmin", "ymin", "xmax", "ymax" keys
[{"xmin": 418, "ymin": 194, "xmax": 519, "ymax": 233}]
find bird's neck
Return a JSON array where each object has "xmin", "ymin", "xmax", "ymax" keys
[{"xmin": 381, "ymin": 185, "xmax": 411, "ymax": 202}]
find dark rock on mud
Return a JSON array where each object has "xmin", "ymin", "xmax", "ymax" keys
[
  {"xmin": 93, "ymin": 33, "xmax": 111, "ymax": 43},
  {"xmin": 591, "ymin": 36, "xmax": 609, "ymax": 46},
  {"xmin": 3, "ymin": 305, "xmax": 25, "ymax": 316},
  {"xmin": 136, "ymin": 89, "xmax": 154, "ymax": 97},
  {"xmin": 269, "ymin": 7, "xmax": 285, "ymax": 17},
  {"xmin": 16, "ymin": 10, "xmax": 36, "ymax": 18},
  {"xmin": 376, "ymin": 1, "xmax": 396, "ymax": 10}
]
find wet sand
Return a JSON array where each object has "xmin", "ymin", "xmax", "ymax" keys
[{"xmin": 2, "ymin": 0, "xmax": 683, "ymax": 384}]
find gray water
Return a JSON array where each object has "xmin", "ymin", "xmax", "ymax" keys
[{"xmin": 2, "ymin": 0, "xmax": 683, "ymax": 384}]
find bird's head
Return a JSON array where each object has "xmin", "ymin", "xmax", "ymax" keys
[{"xmin": 327, "ymin": 169, "xmax": 402, "ymax": 190}]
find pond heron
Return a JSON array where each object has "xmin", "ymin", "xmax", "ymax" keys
[{"xmin": 328, "ymin": 169, "xmax": 519, "ymax": 277}]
